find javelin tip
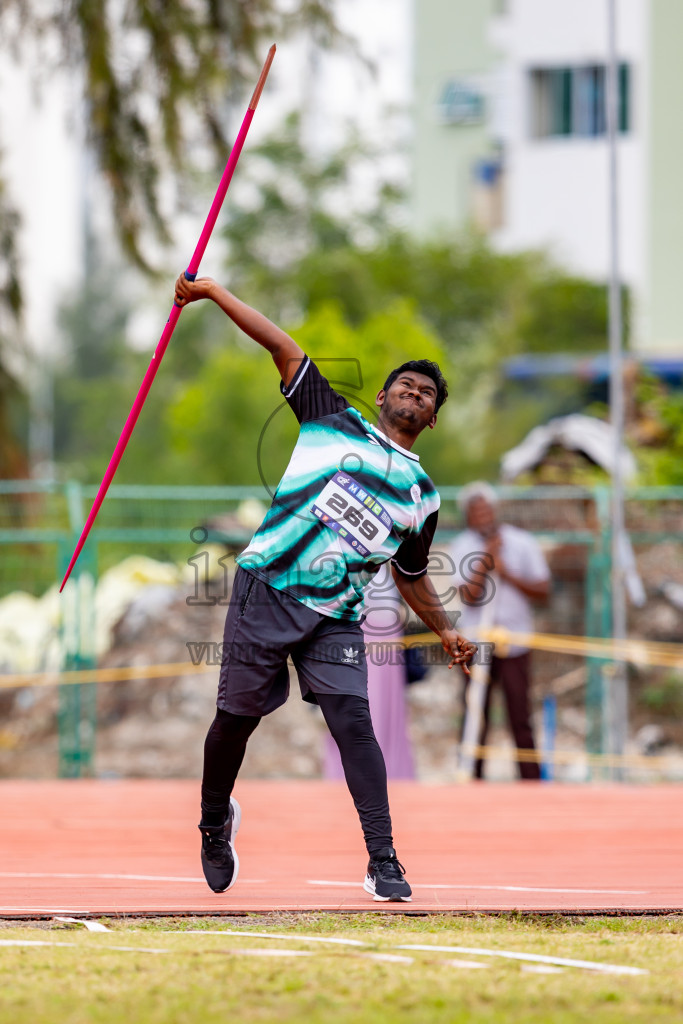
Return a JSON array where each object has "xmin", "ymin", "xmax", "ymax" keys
[{"xmin": 249, "ymin": 44, "xmax": 277, "ymax": 110}]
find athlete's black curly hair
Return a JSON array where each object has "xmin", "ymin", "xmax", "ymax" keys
[{"xmin": 382, "ymin": 360, "xmax": 448, "ymax": 412}]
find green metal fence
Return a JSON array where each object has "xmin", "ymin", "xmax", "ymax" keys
[{"xmin": 1, "ymin": 480, "xmax": 681, "ymax": 778}]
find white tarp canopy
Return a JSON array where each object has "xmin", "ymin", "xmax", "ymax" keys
[
  {"xmin": 500, "ymin": 413, "xmax": 637, "ymax": 483},
  {"xmin": 500, "ymin": 414, "xmax": 644, "ymax": 607}
]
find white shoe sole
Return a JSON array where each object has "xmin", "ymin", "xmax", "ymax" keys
[
  {"xmin": 225, "ymin": 796, "xmax": 241, "ymax": 892},
  {"xmin": 201, "ymin": 797, "xmax": 241, "ymax": 894},
  {"xmin": 363, "ymin": 873, "xmax": 412, "ymax": 902}
]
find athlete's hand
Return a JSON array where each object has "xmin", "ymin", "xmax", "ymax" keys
[
  {"xmin": 174, "ymin": 274, "xmax": 216, "ymax": 307},
  {"xmin": 440, "ymin": 628, "xmax": 477, "ymax": 674}
]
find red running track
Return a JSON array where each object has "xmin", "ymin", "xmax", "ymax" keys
[{"xmin": 0, "ymin": 780, "xmax": 681, "ymax": 917}]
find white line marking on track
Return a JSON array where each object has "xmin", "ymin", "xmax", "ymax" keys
[
  {"xmin": 306, "ymin": 880, "xmax": 648, "ymax": 895},
  {"xmin": 218, "ymin": 949, "xmax": 313, "ymax": 958},
  {"xmin": 0, "ymin": 935, "xmax": 641, "ymax": 975},
  {"xmin": 0, "ymin": 908, "xmax": 98, "ymax": 914},
  {"xmin": 445, "ymin": 959, "xmax": 490, "ymax": 970},
  {"xmin": 114, "ymin": 947, "xmax": 312, "ymax": 958},
  {"xmin": 360, "ymin": 953, "xmax": 414, "ymax": 964},
  {"xmin": 0, "ymin": 940, "xmax": 76, "ymax": 948},
  {"xmin": 0, "ymin": 871, "xmax": 650, "ymax": 895},
  {"xmin": 99, "ymin": 946, "xmax": 169, "ymax": 954},
  {"xmin": 180, "ymin": 930, "xmax": 366, "ymax": 946},
  {"xmin": 396, "ymin": 944, "xmax": 648, "ymax": 976},
  {"xmin": 174, "ymin": 937, "xmax": 413, "ymax": 963},
  {"xmin": 432, "ymin": 885, "xmax": 649, "ymax": 895},
  {"xmin": 1, "ymin": 940, "xmax": 169, "ymax": 954},
  {"xmin": 0, "ymin": 939, "xmax": 308, "ymax": 958}
]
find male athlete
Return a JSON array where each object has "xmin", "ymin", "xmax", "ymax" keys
[{"xmin": 175, "ymin": 273, "xmax": 476, "ymax": 902}]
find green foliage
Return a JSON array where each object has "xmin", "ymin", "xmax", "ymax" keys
[
  {"xmin": 50, "ymin": 110, "xmax": 632, "ymax": 488},
  {"xmin": 53, "ymin": 253, "xmax": 135, "ymax": 478},
  {"xmin": 0, "ymin": 2, "xmax": 347, "ymax": 476},
  {"xmin": 0, "ymin": 363, "xmax": 27, "ymax": 478},
  {"xmin": 223, "ymin": 111, "xmax": 406, "ymax": 318},
  {"xmin": 219, "ymin": 116, "xmax": 616, "ymax": 482},
  {"xmin": 638, "ymin": 674, "xmax": 683, "ymax": 718},
  {"xmin": 0, "ymin": 169, "xmax": 25, "ymax": 477},
  {"xmin": 166, "ymin": 337, "xmax": 291, "ymax": 486},
  {"xmin": 295, "ymin": 234, "xmax": 532, "ymax": 346},
  {"xmin": 294, "ymin": 300, "xmax": 446, "ymax": 406},
  {"xmin": 516, "ymin": 274, "xmax": 625, "ymax": 353},
  {"xmin": 164, "ymin": 299, "xmax": 452, "ymax": 486},
  {"xmin": 633, "ymin": 374, "xmax": 683, "ymax": 485},
  {"xmin": 0, "ymin": 915, "xmax": 678, "ymax": 1024},
  {"xmin": 0, "ymin": 170, "xmax": 21, "ymax": 323},
  {"xmin": 52, "ymin": 232, "xmax": 620, "ymax": 486}
]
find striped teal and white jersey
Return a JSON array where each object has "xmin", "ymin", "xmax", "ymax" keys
[{"xmin": 236, "ymin": 357, "xmax": 440, "ymax": 621}]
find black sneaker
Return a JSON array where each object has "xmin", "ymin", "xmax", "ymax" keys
[
  {"xmin": 198, "ymin": 797, "xmax": 241, "ymax": 893},
  {"xmin": 363, "ymin": 846, "xmax": 412, "ymax": 902}
]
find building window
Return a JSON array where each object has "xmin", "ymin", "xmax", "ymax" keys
[{"xmin": 530, "ymin": 64, "xmax": 630, "ymax": 138}]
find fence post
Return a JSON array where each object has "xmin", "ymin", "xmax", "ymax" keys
[
  {"xmin": 540, "ymin": 695, "xmax": 557, "ymax": 781},
  {"xmin": 584, "ymin": 487, "xmax": 613, "ymax": 778},
  {"xmin": 57, "ymin": 481, "xmax": 97, "ymax": 778}
]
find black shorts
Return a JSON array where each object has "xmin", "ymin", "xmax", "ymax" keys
[{"xmin": 217, "ymin": 568, "xmax": 368, "ymax": 716}]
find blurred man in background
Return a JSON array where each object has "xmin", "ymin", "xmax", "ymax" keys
[{"xmin": 450, "ymin": 482, "xmax": 551, "ymax": 780}]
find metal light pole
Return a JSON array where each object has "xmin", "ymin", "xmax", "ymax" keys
[{"xmin": 606, "ymin": 0, "xmax": 628, "ymax": 774}]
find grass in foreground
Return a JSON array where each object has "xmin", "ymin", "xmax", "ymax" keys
[{"xmin": 0, "ymin": 913, "xmax": 681, "ymax": 1023}]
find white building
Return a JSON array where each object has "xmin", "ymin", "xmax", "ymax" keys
[{"xmin": 412, "ymin": 0, "xmax": 683, "ymax": 355}]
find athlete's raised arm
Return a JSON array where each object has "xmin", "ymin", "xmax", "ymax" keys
[{"xmin": 174, "ymin": 274, "xmax": 305, "ymax": 386}]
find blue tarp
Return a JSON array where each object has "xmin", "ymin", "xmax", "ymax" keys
[{"xmin": 504, "ymin": 353, "xmax": 683, "ymax": 385}]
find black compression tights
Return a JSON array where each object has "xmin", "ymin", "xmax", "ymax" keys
[{"xmin": 200, "ymin": 695, "xmax": 393, "ymax": 855}]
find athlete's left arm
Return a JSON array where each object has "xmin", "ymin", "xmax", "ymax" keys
[{"xmin": 392, "ymin": 568, "xmax": 477, "ymax": 673}]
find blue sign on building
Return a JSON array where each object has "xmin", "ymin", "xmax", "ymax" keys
[{"xmin": 437, "ymin": 79, "xmax": 485, "ymax": 125}]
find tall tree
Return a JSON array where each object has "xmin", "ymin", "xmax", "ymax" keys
[
  {"xmin": 0, "ymin": 173, "xmax": 25, "ymax": 477},
  {"xmin": 0, "ymin": 0, "xmax": 345, "ymax": 474},
  {"xmin": 222, "ymin": 110, "xmax": 406, "ymax": 319},
  {"xmin": 0, "ymin": 0, "xmax": 344, "ymax": 274}
]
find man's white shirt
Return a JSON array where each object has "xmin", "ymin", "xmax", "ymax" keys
[{"xmin": 449, "ymin": 524, "xmax": 550, "ymax": 658}]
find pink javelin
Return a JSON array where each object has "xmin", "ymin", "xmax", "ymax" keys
[{"xmin": 60, "ymin": 45, "xmax": 276, "ymax": 592}]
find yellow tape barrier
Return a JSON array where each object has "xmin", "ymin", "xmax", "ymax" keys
[
  {"xmin": 1, "ymin": 639, "xmax": 681, "ymax": 774},
  {"xmin": 1, "ymin": 627, "xmax": 682, "ymax": 692},
  {"xmin": 0, "ymin": 661, "xmax": 214, "ymax": 690},
  {"xmin": 461, "ymin": 742, "xmax": 683, "ymax": 775},
  {"xmin": 407, "ymin": 628, "xmax": 683, "ymax": 670}
]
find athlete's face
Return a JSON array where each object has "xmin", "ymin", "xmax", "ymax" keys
[{"xmin": 375, "ymin": 371, "xmax": 438, "ymax": 433}]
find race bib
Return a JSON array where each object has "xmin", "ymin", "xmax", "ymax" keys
[{"xmin": 311, "ymin": 472, "xmax": 393, "ymax": 557}]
